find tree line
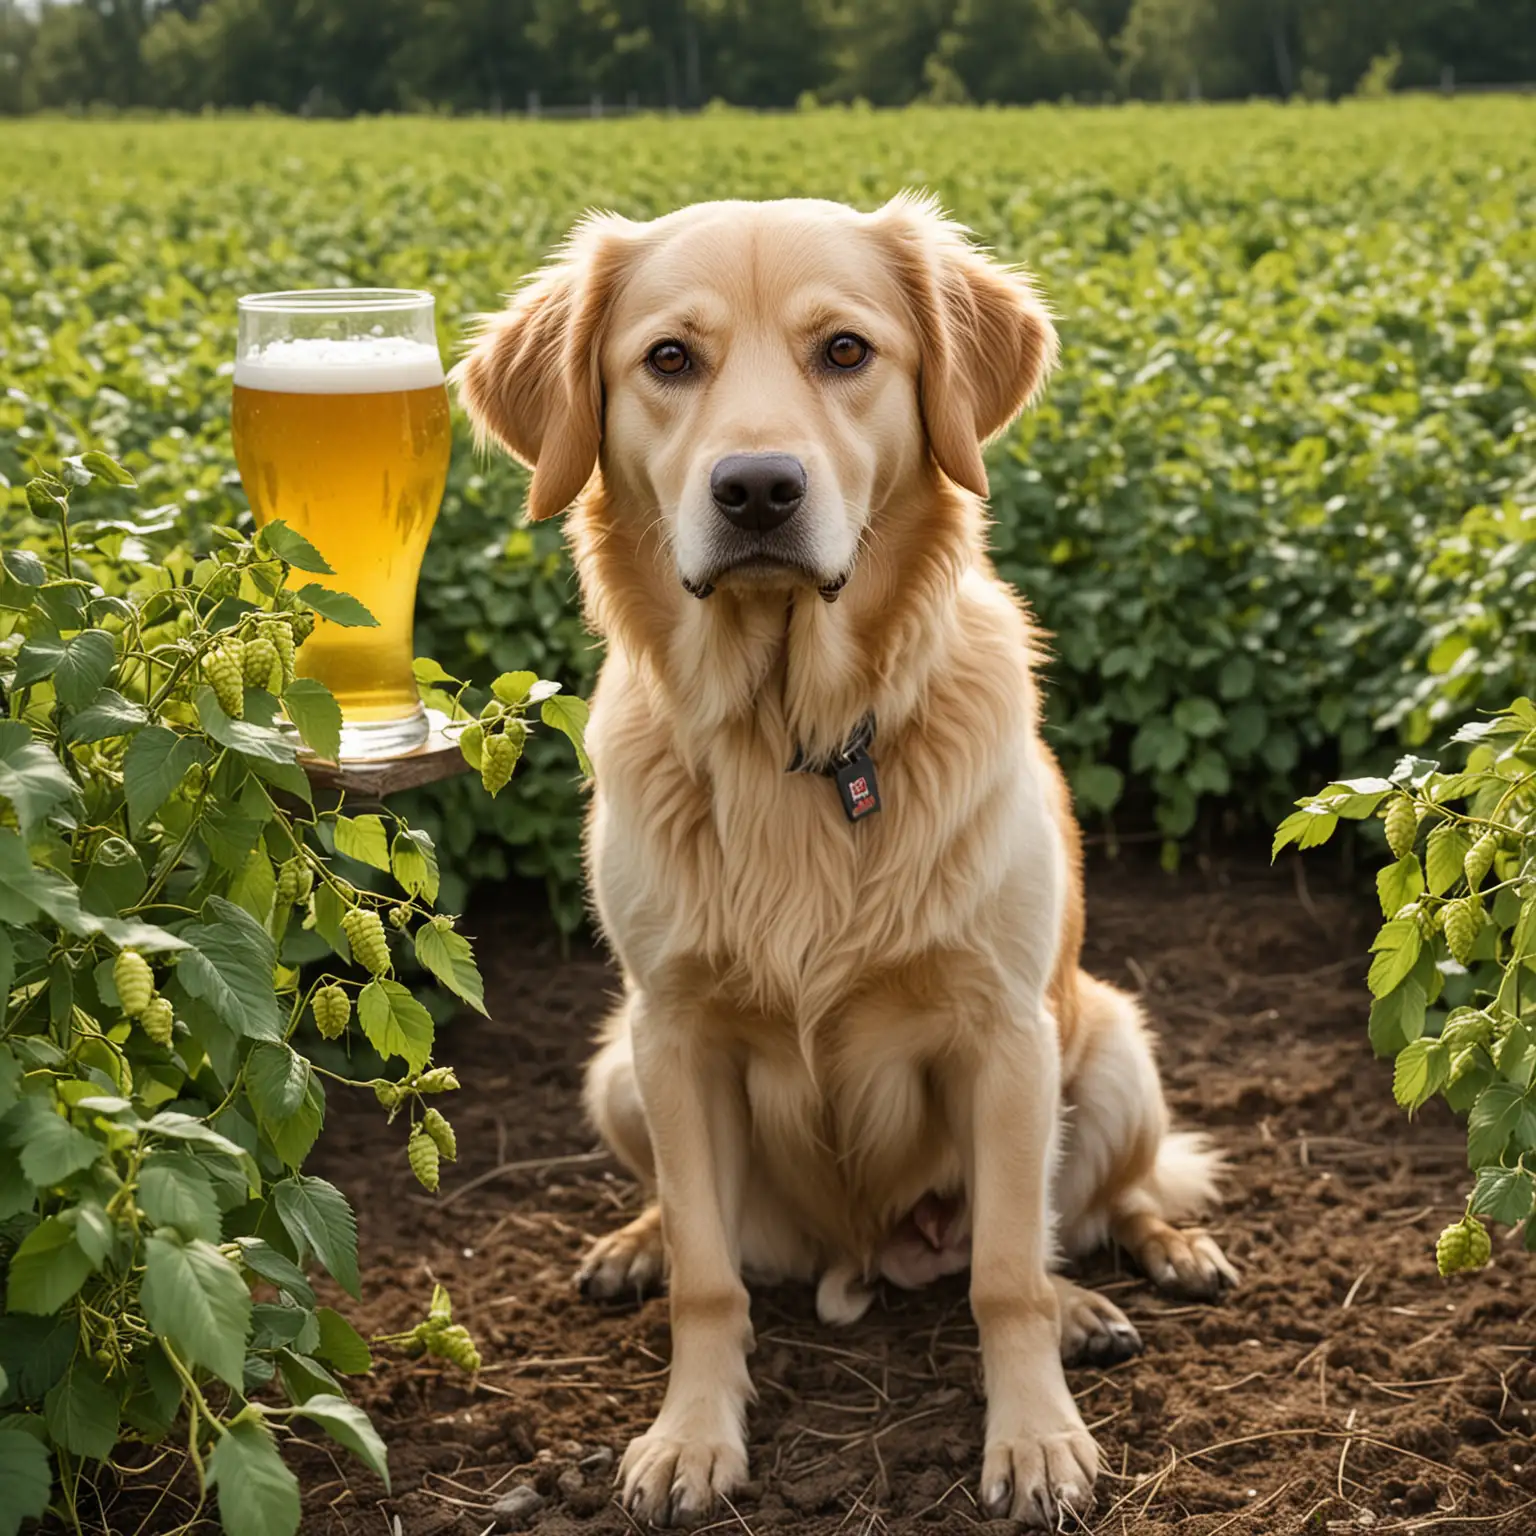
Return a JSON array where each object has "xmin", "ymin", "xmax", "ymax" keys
[{"xmin": 1, "ymin": 0, "xmax": 1532, "ymax": 116}]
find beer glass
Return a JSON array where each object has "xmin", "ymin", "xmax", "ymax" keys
[{"xmin": 232, "ymin": 289, "xmax": 451, "ymax": 759}]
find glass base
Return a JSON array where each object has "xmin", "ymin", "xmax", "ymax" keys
[
  {"xmin": 335, "ymin": 707, "xmax": 430, "ymax": 761},
  {"xmin": 280, "ymin": 705, "xmax": 431, "ymax": 763}
]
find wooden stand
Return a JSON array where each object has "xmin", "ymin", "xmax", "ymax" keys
[{"xmin": 299, "ymin": 711, "xmax": 474, "ymax": 803}]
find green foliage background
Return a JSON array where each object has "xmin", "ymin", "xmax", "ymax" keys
[{"xmin": 4, "ymin": 100, "xmax": 1535, "ymax": 919}]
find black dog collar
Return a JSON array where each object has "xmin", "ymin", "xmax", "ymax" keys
[{"xmin": 787, "ymin": 713, "xmax": 881, "ymax": 823}]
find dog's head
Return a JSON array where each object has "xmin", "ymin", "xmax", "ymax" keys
[{"xmin": 454, "ymin": 193, "xmax": 1056, "ymax": 603}]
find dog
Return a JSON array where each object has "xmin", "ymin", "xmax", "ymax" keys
[{"xmin": 454, "ymin": 193, "xmax": 1235, "ymax": 1529}]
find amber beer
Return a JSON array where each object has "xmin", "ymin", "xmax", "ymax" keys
[{"xmin": 232, "ymin": 291, "xmax": 450, "ymax": 758}]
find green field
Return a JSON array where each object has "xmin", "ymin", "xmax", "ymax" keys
[{"xmin": 4, "ymin": 101, "xmax": 1535, "ymax": 911}]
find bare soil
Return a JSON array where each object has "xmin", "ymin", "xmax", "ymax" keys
[{"xmin": 115, "ymin": 854, "xmax": 1536, "ymax": 1534}]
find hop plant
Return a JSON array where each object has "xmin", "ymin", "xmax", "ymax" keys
[
  {"xmin": 276, "ymin": 856, "xmax": 313, "ymax": 906},
  {"xmin": 1437, "ymin": 1216, "xmax": 1492, "ymax": 1276},
  {"xmin": 1383, "ymin": 795, "xmax": 1419, "ymax": 860},
  {"xmin": 1443, "ymin": 898, "xmax": 1479, "ymax": 965},
  {"xmin": 388, "ymin": 904, "xmax": 411, "ymax": 930},
  {"xmin": 203, "ymin": 641, "xmax": 245, "ymax": 718},
  {"xmin": 422, "ymin": 1107, "xmax": 457, "ymax": 1161},
  {"xmin": 262, "ymin": 619, "xmax": 296, "ymax": 686},
  {"xmin": 1464, "ymin": 831, "xmax": 1497, "ymax": 889},
  {"xmin": 114, "ymin": 951, "xmax": 155, "ymax": 1018},
  {"xmin": 312, "ymin": 984, "xmax": 350, "ymax": 1039},
  {"xmin": 407, "ymin": 1125, "xmax": 440, "ymax": 1191},
  {"xmin": 428, "ymin": 1323, "xmax": 482, "ymax": 1373},
  {"xmin": 342, "ymin": 908, "xmax": 391, "ymax": 976},
  {"xmin": 139, "ymin": 996, "xmax": 174, "ymax": 1048},
  {"xmin": 242, "ymin": 635, "xmax": 280, "ymax": 692},
  {"xmin": 415, "ymin": 1067, "xmax": 459, "ymax": 1094}
]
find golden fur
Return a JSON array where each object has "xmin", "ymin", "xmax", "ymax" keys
[{"xmin": 454, "ymin": 193, "xmax": 1235, "ymax": 1529}]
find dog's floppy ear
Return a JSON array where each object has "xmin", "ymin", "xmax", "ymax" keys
[
  {"xmin": 873, "ymin": 192, "xmax": 1058, "ymax": 499},
  {"xmin": 452, "ymin": 214, "xmax": 633, "ymax": 522}
]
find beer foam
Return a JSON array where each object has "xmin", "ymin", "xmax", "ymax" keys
[{"xmin": 233, "ymin": 335, "xmax": 444, "ymax": 393}]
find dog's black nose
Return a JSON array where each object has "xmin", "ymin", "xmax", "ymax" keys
[{"xmin": 710, "ymin": 453, "xmax": 806, "ymax": 533}]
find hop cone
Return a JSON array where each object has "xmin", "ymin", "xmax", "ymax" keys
[
  {"xmin": 312, "ymin": 984, "xmax": 351, "ymax": 1039},
  {"xmin": 203, "ymin": 642, "xmax": 245, "ymax": 718},
  {"xmin": 423, "ymin": 1107, "xmax": 457, "ymax": 1161},
  {"xmin": 140, "ymin": 996, "xmax": 174, "ymax": 1047},
  {"xmin": 407, "ymin": 1125, "xmax": 440, "ymax": 1192},
  {"xmin": 242, "ymin": 635, "xmax": 280, "ymax": 691},
  {"xmin": 1464, "ymin": 831, "xmax": 1497, "ymax": 889},
  {"xmin": 114, "ymin": 951, "xmax": 155, "ymax": 1018},
  {"xmin": 1443, "ymin": 899, "xmax": 1478, "ymax": 965},
  {"xmin": 342, "ymin": 908, "xmax": 391, "ymax": 976},
  {"xmin": 1383, "ymin": 796, "xmax": 1419, "ymax": 860}
]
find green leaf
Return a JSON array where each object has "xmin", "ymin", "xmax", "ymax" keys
[
  {"xmin": 0, "ymin": 1426, "xmax": 52, "ymax": 1535},
  {"xmin": 1314, "ymin": 778, "xmax": 1392, "ymax": 818},
  {"xmin": 540, "ymin": 693, "xmax": 592, "ymax": 777},
  {"xmin": 123, "ymin": 727, "xmax": 202, "ymax": 836},
  {"xmin": 196, "ymin": 686, "xmax": 299, "ymax": 765},
  {"xmin": 80, "ymin": 835, "xmax": 147, "ymax": 917},
  {"xmin": 1469, "ymin": 1164, "xmax": 1536, "ymax": 1226},
  {"xmin": 19, "ymin": 1112, "xmax": 102, "ymax": 1185},
  {"xmin": 226, "ymin": 847, "xmax": 277, "ymax": 924},
  {"xmin": 272, "ymin": 1176, "xmax": 360, "ymax": 1298},
  {"xmin": 1467, "ymin": 1083, "xmax": 1530, "ymax": 1169},
  {"xmin": 414, "ymin": 919, "xmax": 486, "ymax": 1015},
  {"xmin": 80, "ymin": 450, "xmax": 136, "ymax": 486},
  {"xmin": 292, "ymin": 1395, "xmax": 390, "ymax": 1490},
  {"xmin": 295, "ymin": 585, "xmax": 378, "ymax": 628},
  {"xmin": 1171, "ymin": 697, "xmax": 1224, "ymax": 738},
  {"xmin": 390, "ymin": 827, "xmax": 439, "ymax": 903},
  {"xmin": 141, "ymin": 1230, "xmax": 252, "ymax": 1388},
  {"xmin": 1070, "ymin": 762, "xmax": 1124, "ymax": 814},
  {"xmin": 6, "ymin": 1217, "xmax": 92, "ymax": 1314},
  {"xmin": 0, "ymin": 935, "xmax": 12, "ymax": 1025},
  {"xmin": 1392, "ymin": 1039, "xmax": 1446, "ymax": 1111},
  {"xmin": 1368, "ymin": 977, "xmax": 1426, "ymax": 1057},
  {"xmin": 1424, "ymin": 823, "xmax": 1471, "ymax": 897},
  {"xmin": 139, "ymin": 1152, "xmax": 223, "ymax": 1242},
  {"xmin": 247, "ymin": 1044, "xmax": 325, "ymax": 1167},
  {"xmin": 258, "ymin": 521, "xmax": 335, "ymax": 575},
  {"xmin": 314, "ymin": 1307, "xmax": 372, "ymax": 1375},
  {"xmin": 1367, "ymin": 918, "xmax": 1422, "ymax": 998},
  {"xmin": 281, "ymin": 679, "xmax": 342, "ymax": 763},
  {"xmin": 209, "ymin": 1418, "xmax": 301, "ymax": 1536},
  {"xmin": 333, "ymin": 814, "xmax": 391, "ymax": 872},
  {"xmin": 490, "ymin": 670, "xmax": 537, "ymax": 707},
  {"xmin": 276, "ymin": 1349, "xmax": 343, "ymax": 1404},
  {"xmin": 0, "ymin": 722, "xmax": 76, "ymax": 836},
  {"xmin": 412, "ymin": 657, "xmax": 460, "ymax": 688},
  {"xmin": 357, "ymin": 979, "xmax": 434, "ymax": 1073},
  {"xmin": 233, "ymin": 1238, "xmax": 315, "ymax": 1309},
  {"xmin": 43, "ymin": 1360, "xmax": 119, "ymax": 1462},
  {"xmin": 1376, "ymin": 855, "xmax": 1425, "ymax": 917},
  {"xmin": 13, "ymin": 633, "xmax": 65, "ymax": 687},
  {"xmin": 66, "ymin": 689, "xmax": 149, "ymax": 744},
  {"xmin": 2, "ymin": 547, "xmax": 47, "ymax": 586},
  {"xmin": 176, "ymin": 898, "xmax": 283, "ymax": 1041},
  {"xmin": 311, "ymin": 882, "xmax": 350, "ymax": 961},
  {"xmin": 1272, "ymin": 806, "xmax": 1337, "ymax": 858},
  {"xmin": 53, "ymin": 630, "xmax": 116, "ymax": 711}
]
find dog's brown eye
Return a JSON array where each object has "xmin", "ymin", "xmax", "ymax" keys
[
  {"xmin": 648, "ymin": 341, "xmax": 690, "ymax": 377},
  {"xmin": 826, "ymin": 334, "xmax": 869, "ymax": 371}
]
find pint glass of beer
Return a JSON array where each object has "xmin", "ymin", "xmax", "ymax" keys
[{"xmin": 232, "ymin": 289, "xmax": 451, "ymax": 759}]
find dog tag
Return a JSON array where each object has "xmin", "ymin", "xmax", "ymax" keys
[{"xmin": 835, "ymin": 751, "xmax": 881, "ymax": 823}]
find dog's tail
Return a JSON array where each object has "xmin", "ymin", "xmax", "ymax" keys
[{"xmin": 1140, "ymin": 1128, "xmax": 1225, "ymax": 1224}]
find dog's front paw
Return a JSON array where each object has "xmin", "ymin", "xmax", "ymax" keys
[
  {"xmin": 980, "ymin": 1421, "xmax": 1099, "ymax": 1528},
  {"xmin": 619, "ymin": 1422, "xmax": 747, "ymax": 1525}
]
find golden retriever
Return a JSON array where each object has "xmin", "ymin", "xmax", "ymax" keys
[{"xmin": 454, "ymin": 193, "xmax": 1235, "ymax": 1529}]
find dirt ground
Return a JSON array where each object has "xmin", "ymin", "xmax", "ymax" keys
[{"xmin": 113, "ymin": 852, "xmax": 1536, "ymax": 1535}]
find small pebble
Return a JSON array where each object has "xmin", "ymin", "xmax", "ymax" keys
[
  {"xmin": 556, "ymin": 1468, "xmax": 585, "ymax": 1499},
  {"xmin": 580, "ymin": 1447, "xmax": 616, "ymax": 1476},
  {"xmin": 492, "ymin": 1484, "xmax": 545, "ymax": 1530}
]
